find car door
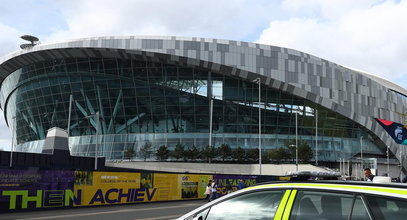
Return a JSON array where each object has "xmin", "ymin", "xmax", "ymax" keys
[
  {"xmin": 285, "ymin": 190, "xmax": 372, "ymax": 220},
  {"xmin": 185, "ymin": 189, "xmax": 289, "ymax": 220}
]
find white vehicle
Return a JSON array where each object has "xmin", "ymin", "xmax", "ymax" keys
[{"xmin": 176, "ymin": 181, "xmax": 407, "ymax": 220}]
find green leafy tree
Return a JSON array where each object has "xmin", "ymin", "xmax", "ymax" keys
[
  {"xmin": 269, "ymin": 147, "xmax": 290, "ymax": 163},
  {"xmin": 156, "ymin": 145, "xmax": 169, "ymax": 161},
  {"xmin": 261, "ymin": 150, "xmax": 271, "ymax": 164},
  {"xmin": 285, "ymin": 139, "xmax": 313, "ymax": 164},
  {"xmin": 247, "ymin": 148, "xmax": 259, "ymax": 163},
  {"xmin": 201, "ymin": 145, "xmax": 216, "ymax": 162},
  {"xmin": 172, "ymin": 142, "xmax": 185, "ymax": 161},
  {"xmin": 298, "ymin": 142, "xmax": 313, "ymax": 163},
  {"xmin": 124, "ymin": 148, "xmax": 136, "ymax": 160},
  {"xmin": 187, "ymin": 145, "xmax": 200, "ymax": 161},
  {"xmin": 233, "ymin": 146, "xmax": 246, "ymax": 163},
  {"xmin": 140, "ymin": 141, "xmax": 154, "ymax": 161},
  {"xmin": 285, "ymin": 141, "xmax": 296, "ymax": 163},
  {"xmin": 218, "ymin": 144, "xmax": 232, "ymax": 162}
]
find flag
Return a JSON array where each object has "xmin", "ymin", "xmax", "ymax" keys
[{"xmin": 375, "ymin": 118, "xmax": 407, "ymax": 145}]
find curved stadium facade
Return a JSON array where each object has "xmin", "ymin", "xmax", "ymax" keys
[{"xmin": 0, "ymin": 36, "xmax": 406, "ymax": 167}]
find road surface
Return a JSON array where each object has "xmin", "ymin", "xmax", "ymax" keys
[{"xmin": 0, "ymin": 200, "xmax": 206, "ymax": 220}]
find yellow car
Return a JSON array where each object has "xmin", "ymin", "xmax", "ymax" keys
[{"xmin": 176, "ymin": 181, "xmax": 407, "ymax": 220}]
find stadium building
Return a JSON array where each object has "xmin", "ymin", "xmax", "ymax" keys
[{"xmin": 0, "ymin": 36, "xmax": 406, "ymax": 170}]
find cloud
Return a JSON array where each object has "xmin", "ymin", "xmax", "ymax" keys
[
  {"xmin": 257, "ymin": 0, "xmax": 407, "ymax": 89},
  {"xmin": 0, "ymin": 110, "xmax": 11, "ymax": 151},
  {"xmin": 0, "ymin": 23, "xmax": 23, "ymax": 56},
  {"xmin": 0, "ymin": 0, "xmax": 279, "ymax": 150},
  {"xmin": 0, "ymin": 24, "xmax": 21, "ymax": 150},
  {"xmin": 0, "ymin": 0, "xmax": 67, "ymax": 37},
  {"xmin": 45, "ymin": 0, "xmax": 276, "ymax": 43},
  {"xmin": 280, "ymin": 0, "xmax": 381, "ymax": 19}
]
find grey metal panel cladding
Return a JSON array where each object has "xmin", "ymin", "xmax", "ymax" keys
[
  {"xmin": 42, "ymin": 136, "xmax": 69, "ymax": 154},
  {"xmin": 1, "ymin": 35, "xmax": 406, "ymax": 161}
]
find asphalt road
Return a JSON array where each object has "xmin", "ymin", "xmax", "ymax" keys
[{"xmin": 0, "ymin": 200, "xmax": 206, "ymax": 220}]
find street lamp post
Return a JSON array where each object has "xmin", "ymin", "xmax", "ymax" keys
[
  {"xmin": 360, "ymin": 136, "xmax": 363, "ymax": 178},
  {"xmin": 209, "ymin": 98, "xmax": 213, "ymax": 163},
  {"xmin": 95, "ymin": 111, "xmax": 100, "ymax": 170},
  {"xmin": 400, "ymin": 149, "xmax": 403, "ymax": 181},
  {"xmin": 86, "ymin": 112, "xmax": 100, "ymax": 170},
  {"xmin": 315, "ymin": 109, "xmax": 318, "ymax": 166},
  {"xmin": 290, "ymin": 143, "xmax": 298, "ymax": 171},
  {"xmin": 387, "ymin": 146, "xmax": 390, "ymax": 177},
  {"xmin": 67, "ymin": 94, "xmax": 73, "ymax": 136},
  {"xmin": 295, "ymin": 111, "xmax": 298, "ymax": 171},
  {"xmin": 9, "ymin": 116, "xmax": 16, "ymax": 167},
  {"xmin": 253, "ymin": 78, "xmax": 261, "ymax": 175}
]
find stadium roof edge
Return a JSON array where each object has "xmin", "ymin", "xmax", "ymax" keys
[{"xmin": 1, "ymin": 35, "xmax": 405, "ymax": 96}]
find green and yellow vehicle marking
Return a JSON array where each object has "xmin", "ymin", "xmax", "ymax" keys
[
  {"xmin": 248, "ymin": 183, "xmax": 407, "ymax": 197},
  {"xmin": 274, "ymin": 190, "xmax": 292, "ymax": 220},
  {"xmin": 282, "ymin": 190, "xmax": 297, "ymax": 220}
]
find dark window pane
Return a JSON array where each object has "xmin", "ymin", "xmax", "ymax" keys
[
  {"xmin": 351, "ymin": 196, "xmax": 371, "ymax": 220},
  {"xmin": 290, "ymin": 191, "xmax": 353, "ymax": 220},
  {"xmin": 366, "ymin": 195, "xmax": 407, "ymax": 220}
]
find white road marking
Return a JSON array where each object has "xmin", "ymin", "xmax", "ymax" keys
[
  {"xmin": 15, "ymin": 203, "xmax": 200, "ymax": 220},
  {"xmin": 134, "ymin": 214, "xmax": 182, "ymax": 220}
]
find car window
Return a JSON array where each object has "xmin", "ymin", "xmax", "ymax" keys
[
  {"xmin": 350, "ymin": 196, "xmax": 371, "ymax": 220},
  {"xmin": 366, "ymin": 195, "xmax": 407, "ymax": 220},
  {"xmin": 203, "ymin": 190, "xmax": 285, "ymax": 220},
  {"xmin": 290, "ymin": 191, "xmax": 354, "ymax": 220},
  {"xmin": 190, "ymin": 208, "xmax": 210, "ymax": 220}
]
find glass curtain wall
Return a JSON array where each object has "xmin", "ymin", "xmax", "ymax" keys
[{"xmin": 1, "ymin": 57, "xmax": 381, "ymax": 161}]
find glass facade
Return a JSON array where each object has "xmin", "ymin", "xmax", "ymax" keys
[{"xmin": 1, "ymin": 57, "xmax": 381, "ymax": 161}]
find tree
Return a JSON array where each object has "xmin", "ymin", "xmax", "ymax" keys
[
  {"xmin": 261, "ymin": 150, "xmax": 271, "ymax": 164},
  {"xmin": 139, "ymin": 141, "xmax": 154, "ymax": 161},
  {"xmin": 172, "ymin": 142, "xmax": 185, "ymax": 161},
  {"xmin": 218, "ymin": 144, "xmax": 232, "ymax": 162},
  {"xmin": 285, "ymin": 140, "xmax": 296, "ymax": 163},
  {"xmin": 285, "ymin": 139, "xmax": 313, "ymax": 164},
  {"xmin": 156, "ymin": 145, "xmax": 169, "ymax": 161},
  {"xmin": 201, "ymin": 145, "xmax": 216, "ymax": 162},
  {"xmin": 297, "ymin": 142, "xmax": 313, "ymax": 164},
  {"xmin": 232, "ymin": 146, "xmax": 246, "ymax": 163},
  {"xmin": 269, "ymin": 147, "xmax": 290, "ymax": 163},
  {"xmin": 124, "ymin": 148, "xmax": 136, "ymax": 160},
  {"xmin": 186, "ymin": 145, "xmax": 200, "ymax": 161},
  {"xmin": 247, "ymin": 148, "xmax": 259, "ymax": 163}
]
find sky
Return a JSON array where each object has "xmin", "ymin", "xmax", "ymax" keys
[{"xmin": 0, "ymin": 0, "xmax": 406, "ymax": 151}]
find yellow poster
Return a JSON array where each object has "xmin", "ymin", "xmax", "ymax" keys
[
  {"xmin": 179, "ymin": 174, "xmax": 212, "ymax": 199},
  {"xmin": 152, "ymin": 173, "xmax": 179, "ymax": 201},
  {"xmin": 74, "ymin": 171, "xmax": 158, "ymax": 206},
  {"xmin": 72, "ymin": 171, "xmax": 214, "ymax": 206}
]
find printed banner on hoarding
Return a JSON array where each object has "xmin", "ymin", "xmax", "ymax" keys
[
  {"xmin": 0, "ymin": 168, "xmax": 264, "ymax": 212},
  {"xmin": 73, "ymin": 172, "xmax": 213, "ymax": 206},
  {"xmin": 212, "ymin": 175, "xmax": 258, "ymax": 196},
  {"xmin": 0, "ymin": 170, "xmax": 74, "ymax": 210},
  {"xmin": 153, "ymin": 173, "xmax": 179, "ymax": 201},
  {"xmin": 179, "ymin": 174, "xmax": 211, "ymax": 200},
  {"xmin": 74, "ymin": 171, "xmax": 146, "ymax": 206}
]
